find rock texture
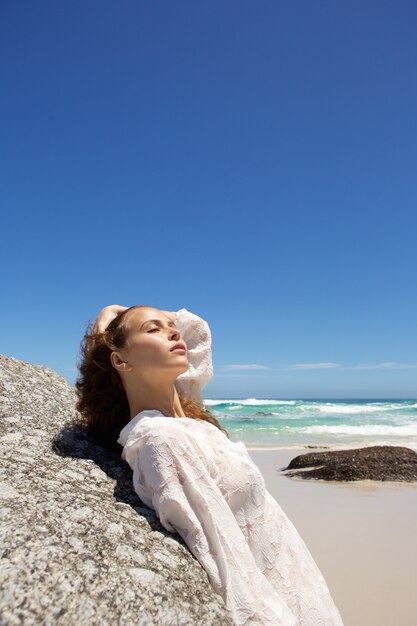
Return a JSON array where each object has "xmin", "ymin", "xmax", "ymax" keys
[
  {"xmin": 0, "ymin": 354, "xmax": 231, "ymax": 626},
  {"xmin": 284, "ymin": 445, "xmax": 417, "ymax": 481}
]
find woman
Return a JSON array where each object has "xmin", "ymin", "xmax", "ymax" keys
[{"xmin": 76, "ymin": 304, "xmax": 344, "ymax": 626}]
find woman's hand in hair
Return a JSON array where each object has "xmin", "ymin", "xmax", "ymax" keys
[{"xmin": 93, "ymin": 304, "xmax": 129, "ymax": 334}]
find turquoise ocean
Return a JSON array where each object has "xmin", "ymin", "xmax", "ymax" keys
[{"xmin": 203, "ymin": 399, "xmax": 417, "ymax": 450}]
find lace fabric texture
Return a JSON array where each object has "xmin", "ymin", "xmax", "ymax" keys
[
  {"xmin": 174, "ymin": 307, "xmax": 214, "ymax": 402},
  {"xmin": 118, "ymin": 309, "xmax": 344, "ymax": 626}
]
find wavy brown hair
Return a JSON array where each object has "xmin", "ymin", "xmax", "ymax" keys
[{"xmin": 75, "ymin": 305, "xmax": 227, "ymax": 451}]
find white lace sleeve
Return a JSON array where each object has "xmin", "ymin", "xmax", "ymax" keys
[
  {"xmin": 129, "ymin": 420, "xmax": 298, "ymax": 626},
  {"xmin": 174, "ymin": 308, "xmax": 213, "ymax": 402}
]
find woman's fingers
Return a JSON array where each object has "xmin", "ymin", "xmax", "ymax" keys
[
  {"xmin": 93, "ymin": 306, "xmax": 176, "ymax": 334},
  {"xmin": 93, "ymin": 304, "xmax": 129, "ymax": 334}
]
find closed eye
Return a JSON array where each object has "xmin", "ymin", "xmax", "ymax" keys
[{"xmin": 147, "ymin": 327, "xmax": 159, "ymax": 333}]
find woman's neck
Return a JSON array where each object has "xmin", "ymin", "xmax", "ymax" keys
[{"xmin": 124, "ymin": 378, "xmax": 186, "ymax": 419}]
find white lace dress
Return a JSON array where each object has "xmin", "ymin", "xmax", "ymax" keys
[{"xmin": 118, "ymin": 309, "xmax": 344, "ymax": 626}]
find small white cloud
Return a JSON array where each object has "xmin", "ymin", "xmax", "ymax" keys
[
  {"xmin": 351, "ymin": 362, "xmax": 417, "ymax": 370},
  {"xmin": 222, "ymin": 364, "xmax": 269, "ymax": 371},
  {"xmin": 289, "ymin": 362, "xmax": 340, "ymax": 370}
]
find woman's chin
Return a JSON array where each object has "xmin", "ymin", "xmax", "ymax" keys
[{"xmin": 174, "ymin": 360, "xmax": 190, "ymax": 376}]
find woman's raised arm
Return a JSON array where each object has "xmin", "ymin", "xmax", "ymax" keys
[
  {"xmin": 174, "ymin": 308, "xmax": 214, "ymax": 402},
  {"xmin": 92, "ymin": 304, "xmax": 129, "ymax": 334}
]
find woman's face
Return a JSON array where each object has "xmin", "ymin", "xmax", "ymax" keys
[{"xmin": 111, "ymin": 307, "xmax": 189, "ymax": 381}]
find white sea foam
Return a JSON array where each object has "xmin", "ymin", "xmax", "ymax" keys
[
  {"xmin": 319, "ymin": 405, "xmax": 390, "ymax": 414},
  {"xmin": 300, "ymin": 424, "xmax": 417, "ymax": 436},
  {"xmin": 270, "ymin": 413, "xmax": 306, "ymax": 419},
  {"xmin": 203, "ymin": 399, "xmax": 296, "ymax": 406},
  {"xmin": 301, "ymin": 403, "xmax": 414, "ymax": 414}
]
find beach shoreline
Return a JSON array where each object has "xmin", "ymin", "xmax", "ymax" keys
[
  {"xmin": 246, "ymin": 447, "xmax": 417, "ymax": 626},
  {"xmin": 211, "ymin": 398, "xmax": 417, "ymax": 453}
]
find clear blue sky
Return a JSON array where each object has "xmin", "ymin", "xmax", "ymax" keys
[{"xmin": 1, "ymin": 1, "xmax": 416, "ymax": 399}]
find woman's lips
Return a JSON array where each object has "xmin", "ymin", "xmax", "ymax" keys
[{"xmin": 170, "ymin": 341, "xmax": 187, "ymax": 352}]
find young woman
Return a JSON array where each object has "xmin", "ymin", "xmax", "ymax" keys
[{"xmin": 76, "ymin": 304, "xmax": 344, "ymax": 626}]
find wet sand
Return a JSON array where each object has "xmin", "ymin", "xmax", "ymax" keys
[{"xmin": 247, "ymin": 447, "xmax": 417, "ymax": 626}]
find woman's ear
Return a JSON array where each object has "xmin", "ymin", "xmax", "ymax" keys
[{"xmin": 110, "ymin": 351, "xmax": 132, "ymax": 372}]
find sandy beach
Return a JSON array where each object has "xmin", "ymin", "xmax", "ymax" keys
[{"xmin": 247, "ymin": 447, "xmax": 417, "ymax": 626}]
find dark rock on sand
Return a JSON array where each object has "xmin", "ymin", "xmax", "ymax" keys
[
  {"xmin": 0, "ymin": 354, "xmax": 231, "ymax": 626},
  {"xmin": 283, "ymin": 445, "xmax": 417, "ymax": 481}
]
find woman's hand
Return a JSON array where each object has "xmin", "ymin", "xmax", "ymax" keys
[{"xmin": 93, "ymin": 304, "xmax": 129, "ymax": 334}]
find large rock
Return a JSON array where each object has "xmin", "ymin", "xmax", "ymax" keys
[
  {"xmin": 0, "ymin": 355, "xmax": 231, "ymax": 625},
  {"xmin": 283, "ymin": 445, "xmax": 417, "ymax": 481}
]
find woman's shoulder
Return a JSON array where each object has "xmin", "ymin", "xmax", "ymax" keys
[
  {"xmin": 139, "ymin": 414, "xmax": 219, "ymax": 440},
  {"xmin": 119, "ymin": 410, "xmax": 214, "ymax": 446}
]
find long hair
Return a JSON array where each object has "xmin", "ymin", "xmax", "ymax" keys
[{"xmin": 75, "ymin": 305, "xmax": 227, "ymax": 451}]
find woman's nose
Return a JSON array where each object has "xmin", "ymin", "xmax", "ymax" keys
[{"xmin": 168, "ymin": 327, "xmax": 180, "ymax": 341}]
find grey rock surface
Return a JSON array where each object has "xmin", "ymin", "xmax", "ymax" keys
[
  {"xmin": 0, "ymin": 354, "xmax": 232, "ymax": 625},
  {"xmin": 284, "ymin": 445, "xmax": 417, "ymax": 481}
]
